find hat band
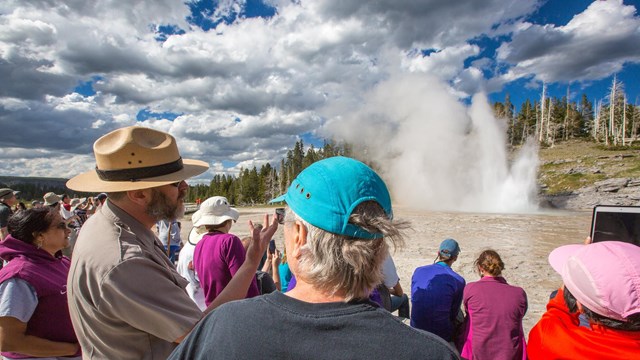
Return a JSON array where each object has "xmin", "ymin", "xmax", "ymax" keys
[{"xmin": 96, "ymin": 158, "xmax": 184, "ymax": 182}]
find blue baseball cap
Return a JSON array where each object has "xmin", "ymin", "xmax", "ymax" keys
[
  {"xmin": 439, "ymin": 238, "xmax": 460, "ymax": 258},
  {"xmin": 270, "ymin": 156, "xmax": 392, "ymax": 239}
]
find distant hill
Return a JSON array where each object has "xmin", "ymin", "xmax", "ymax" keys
[
  {"xmin": 0, "ymin": 176, "xmax": 91, "ymax": 201},
  {"xmin": 537, "ymin": 140, "xmax": 640, "ymax": 194},
  {"xmin": 536, "ymin": 140, "xmax": 640, "ymax": 209}
]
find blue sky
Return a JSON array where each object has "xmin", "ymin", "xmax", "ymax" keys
[
  {"xmin": 1, "ymin": 0, "xmax": 640, "ymax": 182},
  {"xmin": 489, "ymin": 0, "xmax": 640, "ymax": 109}
]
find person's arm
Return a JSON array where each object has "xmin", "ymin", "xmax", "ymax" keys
[
  {"xmin": 0, "ymin": 227, "xmax": 7, "ymax": 240},
  {"xmin": 389, "ymin": 281, "xmax": 404, "ymax": 296},
  {"xmin": 261, "ymin": 251, "xmax": 273, "ymax": 274},
  {"xmin": 225, "ymin": 236, "xmax": 260, "ymax": 298},
  {"xmin": 271, "ymin": 249, "xmax": 281, "ymax": 291},
  {"xmin": 0, "ymin": 317, "xmax": 79, "ymax": 356},
  {"xmin": 173, "ymin": 214, "xmax": 279, "ymax": 343},
  {"xmin": 203, "ymin": 214, "xmax": 277, "ymax": 312},
  {"xmin": 451, "ymin": 283, "xmax": 465, "ymax": 324}
]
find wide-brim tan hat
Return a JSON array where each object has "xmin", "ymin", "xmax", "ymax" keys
[{"xmin": 67, "ymin": 126, "xmax": 209, "ymax": 192}]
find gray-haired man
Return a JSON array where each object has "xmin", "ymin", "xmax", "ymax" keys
[{"xmin": 169, "ymin": 156, "xmax": 458, "ymax": 359}]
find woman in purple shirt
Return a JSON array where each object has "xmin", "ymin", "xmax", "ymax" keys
[
  {"xmin": 193, "ymin": 196, "xmax": 259, "ymax": 306},
  {"xmin": 458, "ymin": 250, "xmax": 527, "ymax": 360}
]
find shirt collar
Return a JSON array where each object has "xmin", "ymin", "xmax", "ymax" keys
[
  {"xmin": 102, "ymin": 200, "xmax": 157, "ymax": 246},
  {"xmin": 479, "ymin": 275, "xmax": 507, "ymax": 284}
]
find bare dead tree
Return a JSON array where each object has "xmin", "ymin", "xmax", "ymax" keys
[
  {"xmin": 594, "ymin": 99, "xmax": 601, "ymax": 142},
  {"xmin": 608, "ymin": 76, "xmax": 617, "ymax": 145},
  {"xmin": 563, "ymin": 85, "xmax": 570, "ymax": 141},
  {"xmin": 623, "ymin": 94, "xmax": 627, "ymax": 146},
  {"xmin": 546, "ymin": 97, "xmax": 553, "ymax": 144},
  {"xmin": 539, "ymin": 83, "xmax": 546, "ymax": 143}
]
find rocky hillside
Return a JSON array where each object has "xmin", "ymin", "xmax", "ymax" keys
[{"xmin": 537, "ymin": 140, "xmax": 640, "ymax": 210}]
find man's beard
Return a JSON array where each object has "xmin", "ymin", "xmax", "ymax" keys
[{"xmin": 146, "ymin": 188, "xmax": 185, "ymax": 221}]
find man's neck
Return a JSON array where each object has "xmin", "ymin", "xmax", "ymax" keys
[
  {"xmin": 109, "ymin": 199, "xmax": 155, "ymax": 229},
  {"xmin": 437, "ymin": 259, "xmax": 454, "ymax": 267},
  {"xmin": 285, "ymin": 280, "xmax": 347, "ymax": 303}
]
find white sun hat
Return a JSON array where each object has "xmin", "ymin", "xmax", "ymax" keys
[{"xmin": 193, "ymin": 196, "xmax": 239, "ymax": 227}]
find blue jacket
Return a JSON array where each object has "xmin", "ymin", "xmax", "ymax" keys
[{"xmin": 410, "ymin": 262, "xmax": 465, "ymax": 342}]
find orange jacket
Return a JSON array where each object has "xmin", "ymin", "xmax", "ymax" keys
[{"xmin": 528, "ymin": 287, "xmax": 640, "ymax": 360}]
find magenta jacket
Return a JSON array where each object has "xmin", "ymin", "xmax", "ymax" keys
[
  {"xmin": 0, "ymin": 236, "xmax": 79, "ymax": 359},
  {"xmin": 458, "ymin": 276, "xmax": 527, "ymax": 360}
]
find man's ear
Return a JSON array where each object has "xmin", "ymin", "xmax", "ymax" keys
[
  {"xmin": 126, "ymin": 188, "xmax": 152, "ymax": 207},
  {"xmin": 290, "ymin": 220, "xmax": 308, "ymax": 259}
]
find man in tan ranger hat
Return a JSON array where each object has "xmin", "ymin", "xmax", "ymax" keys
[{"xmin": 65, "ymin": 126, "xmax": 278, "ymax": 359}]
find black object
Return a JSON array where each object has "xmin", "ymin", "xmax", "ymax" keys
[
  {"xmin": 269, "ymin": 239, "xmax": 276, "ymax": 254},
  {"xmin": 275, "ymin": 207, "xmax": 285, "ymax": 224},
  {"xmin": 590, "ymin": 205, "xmax": 640, "ymax": 246}
]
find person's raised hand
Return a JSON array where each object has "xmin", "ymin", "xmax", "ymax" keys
[
  {"xmin": 272, "ymin": 249, "xmax": 282, "ymax": 266},
  {"xmin": 246, "ymin": 213, "xmax": 278, "ymax": 263}
]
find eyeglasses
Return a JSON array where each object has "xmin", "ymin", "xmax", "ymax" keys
[
  {"xmin": 169, "ymin": 181, "xmax": 183, "ymax": 188},
  {"xmin": 53, "ymin": 222, "xmax": 68, "ymax": 230}
]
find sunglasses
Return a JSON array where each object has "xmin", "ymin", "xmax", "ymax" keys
[{"xmin": 169, "ymin": 181, "xmax": 183, "ymax": 188}]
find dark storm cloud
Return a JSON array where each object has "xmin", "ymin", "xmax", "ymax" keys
[
  {"xmin": 0, "ymin": 59, "xmax": 77, "ymax": 100},
  {"xmin": 0, "ymin": 102, "xmax": 116, "ymax": 153}
]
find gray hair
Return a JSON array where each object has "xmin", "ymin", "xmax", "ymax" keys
[{"xmin": 286, "ymin": 201, "xmax": 409, "ymax": 301}]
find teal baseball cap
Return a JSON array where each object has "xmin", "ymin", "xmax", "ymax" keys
[{"xmin": 270, "ymin": 156, "xmax": 392, "ymax": 239}]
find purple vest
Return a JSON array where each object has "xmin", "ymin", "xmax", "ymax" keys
[{"xmin": 0, "ymin": 236, "xmax": 79, "ymax": 358}]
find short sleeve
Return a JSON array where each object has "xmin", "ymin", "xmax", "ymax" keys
[
  {"xmin": 225, "ymin": 236, "xmax": 247, "ymax": 276},
  {"xmin": 98, "ymin": 258, "xmax": 203, "ymax": 342},
  {"xmin": 381, "ymin": 255, "xmax": 400, "ymax": 287},
  {"xmin": 0, "ymin": 278, "xmax": 38, "ymax": 322}
]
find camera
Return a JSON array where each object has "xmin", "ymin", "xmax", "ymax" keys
[
  {"xmin": 275, "ymin": 207, "xmax": 285, "ymax": 225},
  {"xmin": 269, "ymin": 239, "xmax": 276, "ymax": 254},
  {"xmin": 590, "ymin": 205, "xmax": 640, "ymax": 246}
]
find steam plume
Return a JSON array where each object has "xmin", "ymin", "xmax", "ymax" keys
[{"xmin": 322, "ymin": 73, "xmax": 538, "ymax": 213}]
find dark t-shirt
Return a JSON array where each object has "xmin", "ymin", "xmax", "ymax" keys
[
  {"xmin": 169, "ymin": 291, "xmax": 459, "ymax": 360},
  {"xmin": 0, "ymin": 203, "xmax": 12, "ymax": 229}
]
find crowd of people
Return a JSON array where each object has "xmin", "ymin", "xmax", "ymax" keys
[{"xmin": 0, "ymin": 125, "xmax": 638, "ymax": 359}]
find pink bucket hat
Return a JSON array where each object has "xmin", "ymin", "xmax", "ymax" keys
[{"xmin": 549, "ymin": 241, "xmax": 640, "ymax": 322}]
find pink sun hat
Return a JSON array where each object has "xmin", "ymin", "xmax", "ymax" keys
[{"xmin": 549, "ymin": 241, "xmax": 640, "ymax": 322}]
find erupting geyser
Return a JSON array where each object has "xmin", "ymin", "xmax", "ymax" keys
[{"xmin": 323, "ymin": 74, "xmax": 539, "ymax": 213}]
